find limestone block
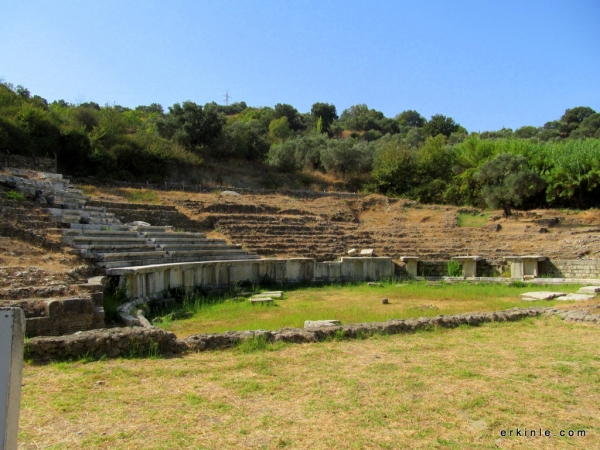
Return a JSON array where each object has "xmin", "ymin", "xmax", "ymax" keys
[
  {"xmin": 578, "ymin": 286, "xmax": 600, "ymax": 295},
  {"xmin": 260, "ymin": 291, "xmax": 283, "ymax": 298},
  {"xmin": 250, "ymin": 298, "xmax": 273, "ymax": 304},
  {"xmin": 347, "ymin": 249, "xmax": 357, "ymax": 256},
  {"xmin": 555, "ymin": 293, "xmax": 596, "ymax": 301},
  {"xmin": 304, "ymin": 320, "xmax": 341, "ymax": 329},
  {"xmin": 360, "ymin": 249, "xmax": 374, "ymax": 257},
  {"xmin": 520, "ymin": 292, "xmax": 566, "ymax": 301}
]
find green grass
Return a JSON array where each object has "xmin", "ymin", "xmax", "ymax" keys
[
  {"xmin": 19, "ymin": 317, "xmax": 600, "ymax": 449},
  {"xmin": 119, "ymin": 188, "xmax": 161, "ymax": 204},
  {"xmin": 457, "ymin": 212, "xmax": 489, "ymax": 227},
  {"xmin": 154, "ymin": 281, "xmax": 585, "ymax": 337}
]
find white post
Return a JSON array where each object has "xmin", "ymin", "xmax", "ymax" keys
[{"xmin": 1, "ymin": 307, "xmax": 25, "ymax": 450}]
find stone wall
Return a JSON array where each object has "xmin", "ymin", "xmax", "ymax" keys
[
  {"xmin": 26, "ymin": 326, "xmax": 179, "ymax": 360},
  {"xmin": 540, "ymin": 260, "xmax": 600, "ymax": 279},
  {"xmin": 2, "ymin": 155, "xmax": 56, "ymax": 173},
  {"xmin": 20, "ymin": 297, "xmax": 105, "ymax": 338},
  {"xmin": 109, "ymin": 257, "xmax": 396, "ymax": 301},
  {"xmin": 25, "ymin": 306, "xmax": 552, "ymax": 360}
]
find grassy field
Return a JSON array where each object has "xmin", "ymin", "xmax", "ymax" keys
[
  {"xmin": 153, "ymin": 281, "xmax": 585, "ymax": 337},
  {"xmin": 19, "ymin": 315, "xmax": 600, "ymax": 449},
  {"xmin": 456, "ymin": 213, "xmax": 490, "ymax": 227}
]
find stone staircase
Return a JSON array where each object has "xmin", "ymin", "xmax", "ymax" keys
[
  {"xmin": 1, "ymin": 169, "xmax": 260, "ymax": 271},
  {"xmin": 63, "ymin": 227, "xmax": 259, "ymax": 269}
]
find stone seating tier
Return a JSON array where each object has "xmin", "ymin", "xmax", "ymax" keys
[{"xmin": 62, "ymin": 227, "xmax": 258, "ymax": 269}]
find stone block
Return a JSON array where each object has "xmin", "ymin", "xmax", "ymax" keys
[
  {"xmin": 259, "ymin": 291, "xmax": 283, "ymax": 298},
  {"xmin": 520, "ymin": 292, "xmax": 565, "ymax": 301},
  {"xmin": 347, "ymin": 249, "xmax": 357, "ymax": 256},
  {"xmin": 304, "ymin": 320, "xmax": 341, "ymax": 329},
  {"xmin": 250, "ymin": 298, "xmax": 273, "ymax": 304},
  {"xmin": 578, "ymin": 286, "xmax": 600, "ymax": 295},
  {"xmin": 555, "ymin": 293, "xmax": 596, "ymax": 301},
  {"xmin": 360, "ymin": 249, "xmax": 374, "ymax": 257},
  {"xmin": 47, "ymin": 298, "xmax": 95, "ymax": 316}
]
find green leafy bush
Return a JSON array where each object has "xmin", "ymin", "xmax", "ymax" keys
[
  {"xmin": 5, "ymin": 190, "xmax": 26, "ymax": 201},
  {"xmin": 447, "ymin": 261, "xmax": 462, "ymax": 277}
]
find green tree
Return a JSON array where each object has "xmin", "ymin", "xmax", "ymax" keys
[
  {"xmin": 156, "ymin": 101, "xmax": 226, "ymax": 150},
  {"xmin": 268, "ymin": 116, "xmax": 292, "ymax": 142},
  {"xmin": 274, "ymin": 103, "xmax": 303, "ymax": 131},
  {"xmin": 396, "ymin": 110, "xmax": 426, "ymax": 128},
  {"xmin": 310, "ymin": 102, "xmax": 338, "ymax": 133},
  {"xmin": 514, "ymin": 126, "xmax": 538, "ymax": 139},
  {"xmin": 370, "ymin": 136, "xmax": 417, "ymax": 196},
  {"xmin": 568, "ymin": 113, "xmax": 600, "ymax": 139},
  {"xmin": 561, "ymin": 106, "xmax": 596, "ymax": 125},
  {"xmin": 475, "ymin": 153, "xmax": 546, "ymax": 217},
  {"xmin": 423, "ymin": 114, "xmax": 461, "ymax": 138}
]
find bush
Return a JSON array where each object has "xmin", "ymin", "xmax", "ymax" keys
[
  {"xmin": 5, "ymin": 190, "xmax": 26, "ymax": 201},
  {"xmin": 447, "ymin": 261, "xmax": 462, "ymax": 277}
]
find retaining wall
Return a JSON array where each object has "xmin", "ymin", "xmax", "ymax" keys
[
  {"xmin": 540, "ymin": 260, "xmax": 600, "ymax": 279},
  {"xmin": 23, "ymin": 297, "xmax": 105, "ymax": 337},
  {"xmin": 108, "ymin": 257, "xmax": 395, "ymax": 301}
]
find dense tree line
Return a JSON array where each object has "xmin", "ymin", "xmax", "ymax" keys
[{"xmin": 1, "ymin": 81, "xmax": 599, "ymax": 210}]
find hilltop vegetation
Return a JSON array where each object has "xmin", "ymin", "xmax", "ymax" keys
[{"xmin": 1, "ymin": 81, "xmax": 599, "ymax": 210}]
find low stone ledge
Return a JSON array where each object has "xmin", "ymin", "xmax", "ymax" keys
[
  {"xmin": 26, "ymin": 307, "xmax": 583, "ymax": 360},
  {"xmin": 25, "ymin": 327, "xmax": 178, "ymax": 360}
]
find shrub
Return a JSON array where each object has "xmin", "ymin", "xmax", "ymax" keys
[
  {"xmin": 447, "ymin": 261, "xmax": 462, "ymax": 277},
  {"xmin": 5, "ymin": 190, "xmax": 26, "ymax": 201}
]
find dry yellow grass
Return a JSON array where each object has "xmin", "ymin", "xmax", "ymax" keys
[{"xmin": 19, "ymin": 316, "xmax": 600, "ymax": 449}]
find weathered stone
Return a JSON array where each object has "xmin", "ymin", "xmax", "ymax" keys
[
  {"xmin": 368, "ymin": 282, "xmax": 382, "ymax": 287},
  {"xmin": 128, "ymin": 221, "xmax": 151, "ymax": 227},
  {"xmin": 250, "ymin": 297, "xmax": 273, "ymax": 304},
  {"xmin": 273, "ymin": 328, "xmax": 317, "ymax": 343},
  {"xmin": 304, "ymin": 320, "xmax": 341, "ymax": 329},
  {"xmin": 381, "ymin": 298, "xmax": 389, "ymax": 304},
  {"xmin": 578, "ymin": 286, "xmax": 600, "ymax": 295},
  {"xmin": 259, "ymin": 291, "xmax": 283, "ymax": 298},
  {"xmin": 360, "ymin": 249, "xmax": 374, "ymax": 257},
  {"xmin": 347, "ymin": 248, "xmax": 357, "ymax": 256},
  {"xmin": 555, "ymin": 293, "xmax": 596, "ymax": 301},
  {"xmin": 220, "ymin": 190, "xmax": 241, "ymax": 196},
  {"xmin": 520, "ymin": 292, "xmax": 566, "ymax": 301}
]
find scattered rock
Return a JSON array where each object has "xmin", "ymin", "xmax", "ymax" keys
[
  {"xmin": 381, "ymin": 298, "xmax": 389, "ymax": 304},
  {"xmin": 368, "ymin": 282, "xmax": 382, "ymax": 287},
  {"xmin": 347, "ymin": 248, "xmax": 357, "ymax": 256},
  {"xmin": 538, "ymin": 227, "xmax": 549, "ymax": 233},
  {"xmin": 360, "ymin": 248, "xmax": 374, "ymax": 256},
  {"xmin": 221, "ymin": 190, "xmax": 240, "ymax": 196}
]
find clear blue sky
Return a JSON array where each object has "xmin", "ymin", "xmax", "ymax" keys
[{"xmin": 1, "ymin": 0, "xmax": 599, "ymax": 132}]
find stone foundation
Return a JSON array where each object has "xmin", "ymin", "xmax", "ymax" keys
[{"xmin": 25, "ymin": 306, "xmax": 556, "ymax": 360}]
